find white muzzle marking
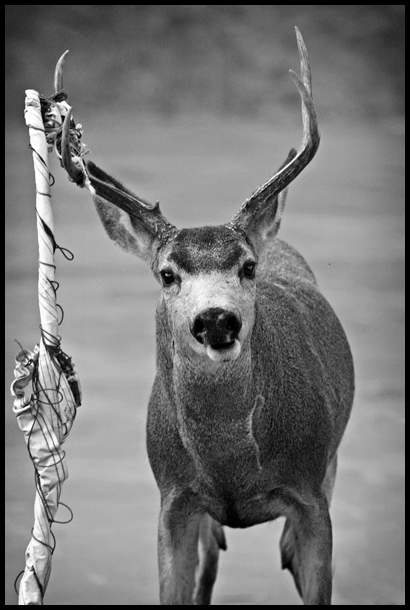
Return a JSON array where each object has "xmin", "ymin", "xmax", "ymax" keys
[{"xmin": 205, "ymin": 339, "xmax": 241, "ymax": 363}]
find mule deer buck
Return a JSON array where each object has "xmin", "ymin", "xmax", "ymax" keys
[{"xmin": 58, "ymin": 28, "xmax": 354, "ymax": 605}]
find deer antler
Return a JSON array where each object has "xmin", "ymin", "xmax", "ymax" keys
[
  {"xmin": 51, "ymin": 52, "xmax": 88, "ymax": 186},
  {"xmin": 85, "ymin": 161, "xmax": 177, "ymax": 243},
  {"xmin": 230, "ymin": 27, "xmax": 320, "ymax": 233},
  {"xmin": 54, "ymin": 54, "xmax": 176, "ymax": 239}
]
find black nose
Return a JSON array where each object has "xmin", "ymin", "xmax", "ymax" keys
[{"xmin": 191, "ymin": 307, "xmax": 242, "ymax": 349}]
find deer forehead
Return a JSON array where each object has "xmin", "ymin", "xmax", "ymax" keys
[{"xmin": 162, "ymin": 226, "xmax": 255, "ymax": 273}]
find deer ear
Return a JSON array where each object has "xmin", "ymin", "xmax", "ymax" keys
[
  {"xmin": 86, "ymin": 161, "xmax": 176, "ymax": 262},
  {"xmin": 242, "ymin": 187, "xmax": 289, "ymax": 249}
]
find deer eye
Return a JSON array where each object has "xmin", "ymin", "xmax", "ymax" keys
[
  {"xmin": 242, "ymin": 261, "xmax": 256, "ymax": 279},
  {"xmin": 160, "ymin": 270, "xmax": 176, "ymax": 286}
]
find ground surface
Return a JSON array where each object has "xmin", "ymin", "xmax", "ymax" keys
[{"xmin": 5, "ymin": 112, "xmax": 404, "ymax": 605}]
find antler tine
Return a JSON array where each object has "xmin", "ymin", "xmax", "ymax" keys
[
  {"xmin": 54, "ymin": 50, "xmax": 69, "ymax": 94},
  {"xmin": 61, "ymin": 107, "xmax": 84, "ymax": 184},
  {"xmin": 290, "ymin": 26, "xmax": 317, "ymax": 149},
  {"xmin": 230, "ymin": 28, "xmax": 320, "ymax": 232},
  {"xmin": 295, "ymin": 27, "xmax": 312, "ymax": 96}
]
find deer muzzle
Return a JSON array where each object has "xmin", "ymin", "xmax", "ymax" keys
[{"xmin": 191, "ymin": 308, "xmax": 242, "ymax": 350}]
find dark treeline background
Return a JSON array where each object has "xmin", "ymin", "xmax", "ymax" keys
[{"xmin": 6, "ymin": 5, "xmax": 404, "ymax": 123}]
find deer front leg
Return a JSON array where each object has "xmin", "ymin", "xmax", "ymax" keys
[
  {"xmin": 158, "ymin": 491, "xmax": 201, "ymax": 605},
  {"xmin": 281, "ymin": 494, "xmax": 333, "ymax": 605},
  {"xmin": 193, "ymin": 513, "xmax": 227, "ymax": 605}
]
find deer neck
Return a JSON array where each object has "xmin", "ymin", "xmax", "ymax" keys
[
  {"xmin": 171, "ymin": 347, "xmax": 263, "ymax": 492},
  {"xmin": 173, "ymin": 348, "xmax": 252, "ymax": 415}
]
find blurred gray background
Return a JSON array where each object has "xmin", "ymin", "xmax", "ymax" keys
[{"xmin": 5, "ymin": 5, "xmax": 405, "ymax": 605}]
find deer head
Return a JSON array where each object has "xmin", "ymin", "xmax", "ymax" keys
[{"xmin": 59, "ymin": 27, "xmax": 319, "ymax": 366}]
